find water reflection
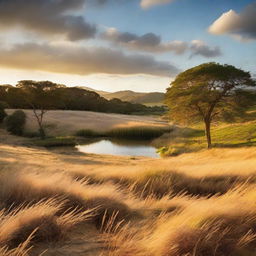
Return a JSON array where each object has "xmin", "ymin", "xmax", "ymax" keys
[{"xmin": 76, "ymin": 139, "xmax": 159, "ymax": 158}]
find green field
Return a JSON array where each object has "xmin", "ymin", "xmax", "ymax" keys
[{"xmin": 158, "ymin": 118, "xmax": 256, "ymax": 156}]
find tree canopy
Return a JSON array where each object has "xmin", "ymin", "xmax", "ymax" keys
[
  {"xmin": 0, "ymin": 81, "xmax": 164, "ymax": 115},
  {"xmin": 0, "ymin": 80, "xmax": 164, "ymax": 138},
  {"xmin": 165, "ymin": 62, "xmax": 256, "ymax": 148}
]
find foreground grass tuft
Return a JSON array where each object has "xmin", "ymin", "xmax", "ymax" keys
[
  {"xmin": 0, "ymin": 198, "xmax": 92, "ymax": 250},
  {"xmin": 0, "ymin": 171, "xmax": 135, "ymax": 233},
  {"xmin": 103, "ymin": 186, "xmax": 256, "ymax": 256}
]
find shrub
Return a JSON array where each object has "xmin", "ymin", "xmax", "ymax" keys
[
  {"xmin": 0, "ymin": 101, "xmax": 7, "ymax": 123},
  {"xmin": 5, "ymin": 110, "xmax": 26, "ymax": 136}
]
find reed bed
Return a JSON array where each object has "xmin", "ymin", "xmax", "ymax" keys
[{"xmin": 76, "ymin": 126, "xmax": 171, "ymax": 140}]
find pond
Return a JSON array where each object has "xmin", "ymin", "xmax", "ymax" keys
[{"xmin": 76, "ymin": 139, "xmax": 159, "ymax": 158}]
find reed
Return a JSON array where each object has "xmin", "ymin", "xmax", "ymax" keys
[{"xmin": 76, "ymin": 126, "xmax": 171, "ymax": 140}]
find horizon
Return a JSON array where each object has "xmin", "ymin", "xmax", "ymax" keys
[{"xmin": 0, "ymin": 0, "xmax": 255, "ymax": 92}]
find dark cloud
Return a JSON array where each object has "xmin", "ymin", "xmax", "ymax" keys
[
  {"xmin": 0, "ymin": 43, "xmax": 179, "ymax": 77},
  {"xmin": 0, "ymin": 0, "xmax": 96, "ymax": 41},
  {"xmin": 102, "ymin": 28, "xmax": 188, "ymax": 54},
  {"xmin": 208, "ymin": 2, "xmax": 256, "ymax": 41},
  {"xmin": 190, "ymin": 40, "xmax": 222, "ymax": 58},
  {"xmin": 102, "ymin": 28, "xmax": 222, "ymax": 58}
]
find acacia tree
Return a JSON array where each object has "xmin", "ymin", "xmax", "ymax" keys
[
  {"xmin": 165, "ymin": 63, "xmax": 255, "ymax": 148},
  {"xmin": 17, "ymin": 80, "xmax": 63, "ymax": 139}
]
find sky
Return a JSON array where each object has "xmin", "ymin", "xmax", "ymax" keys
[{"xmin": 0, "ymin": 0, "xmax": 255, "ymax": 92}]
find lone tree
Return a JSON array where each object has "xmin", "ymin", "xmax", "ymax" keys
[
  {"xmin": 17, "ymin": 80, "xmax": 62, "ymax": 139},
  {"xmin": 165, "ymin": 63, "xmax": 255, "ymax": 148}
]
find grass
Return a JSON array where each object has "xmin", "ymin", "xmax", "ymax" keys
[
  {"xmin": 0, "ymin": 198, "xmax": 93, "ymax": 255},
  {"xmin": 103, "ymin": 186, "xmax": 256, "ymax": 256},
  {"xmin": 0, "ymin": 171, "xmax": 135, "ymax": 231},
  {"xmin": 76, "ymin": 126, "xmax": 171, "ymax": 140},
  {"xmin": 0, "ymin": 199, "xmax": 91, "ymax": 247},
  {"xmin": 106, "ymin": 127, "xmax": 171, "ymax": 140},
  {"xmin": 158, "ymin": 120, "xmax": 256, "ymax": 156},
  {"xmin": 75, "ymin": 129, "xmax": 104, "ymax": 138},
  {"xmin": 33, "ymin": 136, "xmax": 77, "ymax": 147},
  {"xmin": 0, "ymin": 131, "xmax": 256, "ymax": 255},
  {"xmin": 85, "ymin": 168, "xmax": 256, "ymax": 199},
  {"xmin": 6, "ymin": 109, "xmax": 168, "ymax": 137}
]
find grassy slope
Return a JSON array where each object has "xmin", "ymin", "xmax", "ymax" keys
[
  {"xmin": 156, "ymin": 119, "xmax": 256, "ymax": 156},
  {"xmin": 0, "ymin": 131, "xmax": 256, "ymax": 255},
  {"xmin": 6, "ymin": 109, "xmax": 168, "ymax": 137}
]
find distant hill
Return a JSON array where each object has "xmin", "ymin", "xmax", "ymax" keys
[{"xmin": 79, "ymin": 87, "xmax": 165, "ymax": 106}]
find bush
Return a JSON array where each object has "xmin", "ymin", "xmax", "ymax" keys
[
  {"xmin": 5, "ymin": 110, "xmax": 26, "ymax": 135},
  {"xmin": 0, "ymin": 101, "xmax": 7, "ymax": 123}
]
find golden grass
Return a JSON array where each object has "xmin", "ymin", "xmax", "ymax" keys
[
  {"xmin": 0, "ymin": 198, "xmax": 93, "ymax": 255},
  {"xmin": 6, "ymin": 109, "xmax": 168, "ymax": 136},
  {"xmin": 103, "ymin": 186, "xmax": 256, "ymax": 256},
  {"xmin": 0, "ymin": 134, "xmax": 256, "ymax": 255}
]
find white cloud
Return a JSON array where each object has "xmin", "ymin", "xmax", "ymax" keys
[{"xmin": 208, "ymin": 2, "xmax": 256, "ymax": 41}]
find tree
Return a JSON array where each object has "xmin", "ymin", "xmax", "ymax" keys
[
  {"xmin": 165, "ymin": 63, "xmax": 256, "ymax": 148},
  {"xmin": 17, "ymin": 80, "xmax": 63, "ymax": 139}
]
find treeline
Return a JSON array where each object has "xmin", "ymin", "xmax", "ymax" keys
[{"xmin": 0, "ymin": 81, "xmax": 165, "ymax": 114}]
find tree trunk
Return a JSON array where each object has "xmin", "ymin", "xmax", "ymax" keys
[
  {"xmin": 32, "ymin": 109, "xmax": 46, "ymax": 140},
  {"xmin": 204, "ymin": 119, "xmax": 212, "ymax": 149},
  {"xmin": 38, "ymin": 125, "xmax": 45, "ymax": 140}
]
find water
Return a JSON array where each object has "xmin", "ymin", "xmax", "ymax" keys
[{"xmin": 76, "ymin": 139, "xmax": 159, "ymax": 158}]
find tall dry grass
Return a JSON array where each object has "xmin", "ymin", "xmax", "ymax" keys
[
  {"xmin": 0, "ymin": 143, "xmax": 255, "ymax": 255},
  {"xmin": 0, "ymin": 171, "xmax": 137, "ymax": 230},
  {"xmin": 0, "ymin": 198, "xmax": 93, "ymax": 255},
  {"xmin": 103, "ymin": 185, "xmax": 256, "ymax": 256}
]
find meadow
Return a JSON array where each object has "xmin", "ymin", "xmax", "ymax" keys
[
  {"xmin": 6, "ymin": 110, "xmax": 168, "ymax": 137},
  {"xmin": 0, "ymin": 126, "xmax": 256, "ymax": 256}
]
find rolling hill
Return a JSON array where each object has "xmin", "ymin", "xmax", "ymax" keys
[{"xmin": 80, "ymin": 87, "xmax": 165, "ymax": 106}]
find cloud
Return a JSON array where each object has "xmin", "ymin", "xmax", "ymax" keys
[
  {"xmin": 190, "ymin": 40, "xmax": 222, "ymax": 58},
  {"xmin": 140, "ymin": 0, "xmax": 175, "ymax": 9},
  {"xmin": 208, "ymin": 2, "xmax": 256, "ymax": 41},
  {"xmin": 102, "ymin": 28, "xmax": 222, "ymax": 58},
  {"xmin": 0, "ymin": 43, "xmax": 179, "ymax": 77},
  {"xmin": 102, "ymin": 28, "xmax": 188, "ymax": 54},
  {"xmin": 0, "ymin": 0, "xmax": 96, "ymax": 41}
]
